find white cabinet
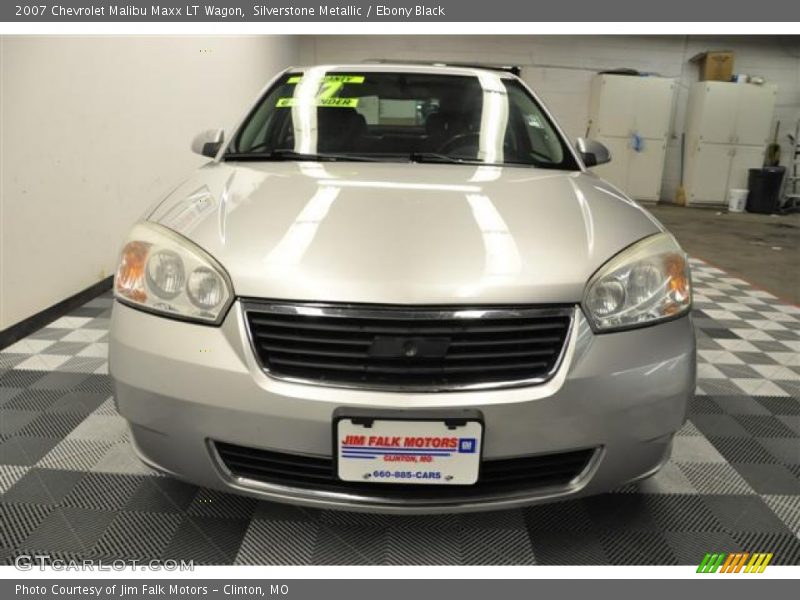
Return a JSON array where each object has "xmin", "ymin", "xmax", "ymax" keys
[
  {"xmin": 628, "ymin": 141, "xmax": 668, "ymax": 200},
  {"xmin": 588, "ymin": 74, "xmax": 675, "ymax": 201},
  {"xmin": 735, "ymin": 85, "xmax": 776, "ymax": 146},
  {"xmin": 590, "ymin": 76, "xmax": 638, "ymax": 137},
  {"xmin": 687, "ymin": 83, "xmax": 738, "ymax": 144},
  {"xmin": 684, "ymin": 82, "xmax": 776, "ymax": 206},
  {"xmin": 685, "ymin": 144, "xmax": 734, "ymax": 204}
]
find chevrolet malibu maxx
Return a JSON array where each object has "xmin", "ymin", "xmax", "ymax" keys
[{"xmin": 109, "ymin": 63, "xmax": 695, "ymax": 513}]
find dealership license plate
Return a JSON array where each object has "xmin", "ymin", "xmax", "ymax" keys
[{"xmin": 336, "ymin": 418, "xmax": 483, "ymax": 485}]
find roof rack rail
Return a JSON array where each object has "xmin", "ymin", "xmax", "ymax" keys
[{"xmin": 363, "ymin": 59, "xmax": 522, "ymax": 77}]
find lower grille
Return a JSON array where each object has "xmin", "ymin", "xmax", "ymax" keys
[
  {"xmin": 243, "ymin": 302, "xmax": 573, "ymax": 390},
  {"xmin": 214, "ymin": 441, "xmax": 594, "ymax": 501}
]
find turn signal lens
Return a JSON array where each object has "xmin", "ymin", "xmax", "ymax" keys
[
  {"xmin": 665, "ymin": 253, "xmax": 691, "ymax": 305},
  {"xmin": 583, "ymin": 233, "xmax": 692, "ymax": 332},
  {"xmin": 115, "ymin": 241, "xmax": 151, "ymax": 303}
]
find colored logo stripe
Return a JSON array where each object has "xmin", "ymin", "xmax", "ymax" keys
[
  {"xmin": 697, "ymin": 552, "xmax": 773, "ymax": 573},
  {"xmin": 697, "ymin": 553, "xmax": 726, "ymax": 573},
  {"xmin": 745, "ymin": 553, "xmax": 773, "ymax": 573},
  {"xmin": 720, "ymin": 553, "xmax": 749, "ymax": 573}
]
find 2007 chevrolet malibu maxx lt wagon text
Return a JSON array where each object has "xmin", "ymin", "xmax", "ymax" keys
[{"xmin": 109, "ymin": 63, "xmax": 695, "ymax": 513}]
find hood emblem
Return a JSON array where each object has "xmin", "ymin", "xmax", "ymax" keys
[
  {"xmin": 402, "ymin": 341, "xmax": 419, "ymax": 358},
  {"xmin": 369, "ymin": 336, "xmax": 450, "ymax": 359}
]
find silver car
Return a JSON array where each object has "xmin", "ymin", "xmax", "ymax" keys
[{"xmin": 109, "ymin": 63, "xmax": 695, "ymax": 513}]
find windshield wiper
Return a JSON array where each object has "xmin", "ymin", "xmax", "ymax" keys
[
  {"xmin": 224, "ymin": 149, "xmax": 381, "ymax": 162},
  {"xmin": 409, "ymin": 152, "xmax": 541, "ymax": 168},
  {"xmin": 408, "ymin": 152, "xmax": 483, "ymax": 165}
]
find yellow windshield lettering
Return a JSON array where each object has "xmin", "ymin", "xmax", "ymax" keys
[
  {"xmin": 276, "ymin": 97, "xmax": 359, "ymax": 108},
  {"xmin": 278, "ymin": 74, "xmax": 363, "ymax": 108},
  {"xmin": 287, "ymin": 75, "xmax": 365, "ymax": 84}
]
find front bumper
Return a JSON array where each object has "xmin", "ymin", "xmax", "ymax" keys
[{"xmin": 109, "ymin": 301, "xmax": 695, "ymax": 513}]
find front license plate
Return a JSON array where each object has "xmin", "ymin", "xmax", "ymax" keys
[{"xmin": 336, "ymin": 417, "xmax": 483, "ymax": 485}]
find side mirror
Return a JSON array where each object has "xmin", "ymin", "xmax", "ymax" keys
[
  {"xmin": 575, "ymin": 137, "xmax": 611, "ymax": 167},
  {"xmin": 191, "ymin": 128, "xmax": 225, "ymax": 158}
]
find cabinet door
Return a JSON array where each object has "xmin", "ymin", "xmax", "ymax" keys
[
  {"xmin": 590, "ymin": 135, "xmax": 630, "ymax": 191},
  {"xmin": 728, "ymin": 145, "xmax": 765, "ymax": 189},
  {"xmin": 592, "ymin": 76, "xmax": 637, "ymax": 137},
  {"xmin": 735, "ymin": 85, "xmax": 776, "ymax": 146},
  {"xmin": 626, "ymin": 139, "xmax": 667, "ymax": 201},
  {"xmin": 634, "ymin": 79, "xmax": 674, "ymax": 140},
  {"xmin": 688, "ymin": 143, "xmax": 733, "ymax": 205},
  {"xmin": 696, "ymin": 83, "xmax": 738, "ymax": 144}
]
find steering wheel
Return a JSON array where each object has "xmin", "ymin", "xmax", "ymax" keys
[
  {"xmin": 437, "ymin": 133, "xmax": 529, "ymax": 164},
  {"xmin": 437, "ymin": 132, "xmax": 480, "ymax": 155}
]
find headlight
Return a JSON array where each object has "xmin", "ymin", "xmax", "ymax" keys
[
  {"xmin": 114, "ymin": 222, "xmax": 233, "ymax": 324},
  {"xmin": 583, "ymin": 233, "xmax": 691, "ymax": 332}
]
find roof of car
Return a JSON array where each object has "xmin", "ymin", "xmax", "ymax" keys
[{"xmin": 286, "ymin": 63, "xmax": 521, "ymax": 79}]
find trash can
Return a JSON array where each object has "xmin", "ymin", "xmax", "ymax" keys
[{"xmin": 746, "ymin": 167, "xmax": 785, "ymax": 214}]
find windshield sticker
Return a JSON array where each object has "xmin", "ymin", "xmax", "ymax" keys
[
  {"xmin": 278, "ymin": 74, "xmax": 363, "ymax": 108},
  {"xmin": 276, "ymin": 97, "xmax": 359, "ymax": 108},
  {"xmin": 287, "ymin": 75, "xmax": 365, "ymax": 84}
]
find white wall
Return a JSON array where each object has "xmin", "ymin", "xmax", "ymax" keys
[
  {"xmin": 299, "ymin": 35, "xmax": 800, "ymax": 203},
  {"xmin": 0, "ymin": 35, "xmax": 300, "ymax": 330}
]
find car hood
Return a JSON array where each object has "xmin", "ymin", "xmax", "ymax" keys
[{"xmin": 147, "ymin": 161, "xmax": 662, "ymax": 305}]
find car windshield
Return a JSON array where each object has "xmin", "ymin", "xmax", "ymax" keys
[{"xmin": 226, "ymin": 69, "xmax": 579, "ymax": 170}]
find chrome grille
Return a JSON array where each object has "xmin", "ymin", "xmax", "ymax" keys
[{"xmin": 243, "ymin": 302, "xmax": 573, "ymax": 391}]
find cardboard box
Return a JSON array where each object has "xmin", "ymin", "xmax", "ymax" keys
[{"xmin": 690, "ymin": 51, "xmax": 735, "ymax": 82}]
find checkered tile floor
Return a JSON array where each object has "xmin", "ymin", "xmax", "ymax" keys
[{"xmin": 0, "ymin": 259, "xmax": 798, "ymax": 566}]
